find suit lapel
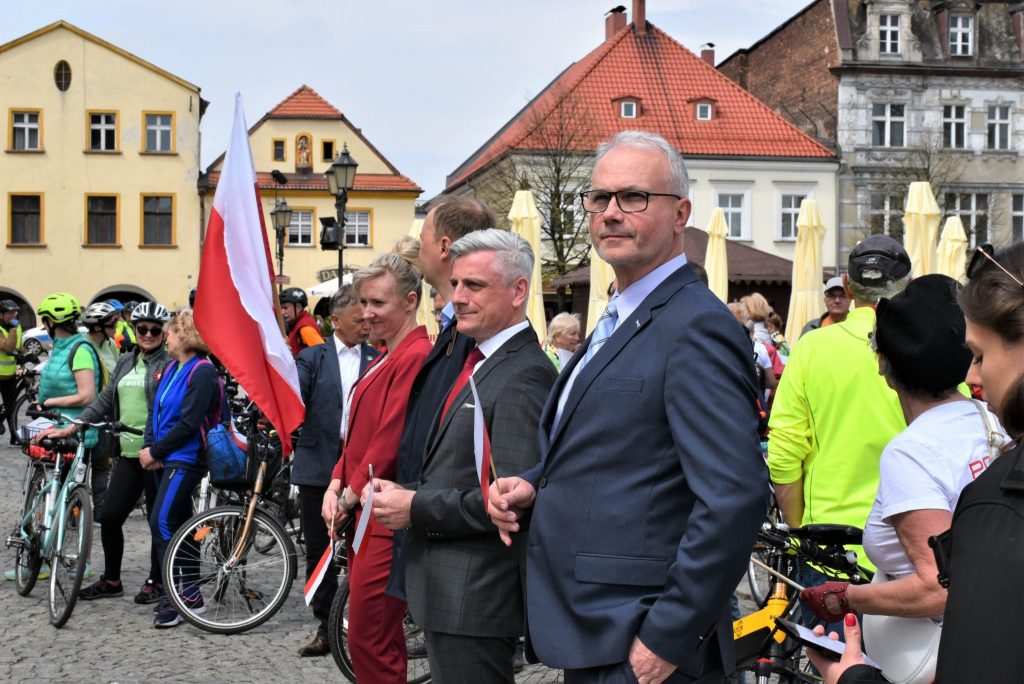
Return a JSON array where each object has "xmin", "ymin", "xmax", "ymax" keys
[
  {"xmin": 324, "ymin": 336, "xmax": 343, "ymax": 397},
  {"xmin": 358, "ymin": 343, "xmax": 379, "ymax": 374}
]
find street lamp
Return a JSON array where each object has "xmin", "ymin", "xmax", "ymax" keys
[
  {"xmin": 270, "ymin": 199, "xmax": 293, "ymax": 293},
  {"xmin": 321, "ymin": 143, "xmax": 358, "ymax": 279}
]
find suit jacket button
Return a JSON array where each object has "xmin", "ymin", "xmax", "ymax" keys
[{"xmin": 539, "ymin": 476, "xmax": 548, "ymax": 488}]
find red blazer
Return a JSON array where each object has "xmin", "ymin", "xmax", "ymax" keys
[{"xmin": 332, "ymin": 326, "xmax": 431, "ymax": 496}]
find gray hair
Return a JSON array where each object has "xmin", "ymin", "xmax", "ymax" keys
[
  {"xmin": 594, "ymin": 130, "xmax": 689, "ymax": 197},
  {"xmin": 547, "ymin": 312, "xmax": 580, "ymax": 343},
  {"xmin": 449, "ymin": 228, "xmax": 534, "ymax": 287},
  {"xmin": 329, "ymin": 284, "xmax": 359, "ymax": 313},
  {"xmin": 353, "ymin": 239, "xmax": 424, "ymax": 305},
  {"xmin": 848, "ymin": 275, "xmax": 910, "ymax": 305}
]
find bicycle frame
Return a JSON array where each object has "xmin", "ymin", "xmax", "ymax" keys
[{"xmin": 13, "ymin": 441, "xmax": 90, "ymax": 561}]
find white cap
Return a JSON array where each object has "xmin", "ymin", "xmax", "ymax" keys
[{"xmin": 824, "ymin": 276, "xmax": 844, "ymax": 293}]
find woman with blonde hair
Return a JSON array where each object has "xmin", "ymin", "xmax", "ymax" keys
[
  {"xmin": 741, "ymin": 292, "xmax": 773, "ymax": 347},
  {"xmin": 322, "ymin": 239, "xmax": 432, "ymax": 682},
  {"xmin": 545, "ymin": 312, "xmax": 581, "ymax": 371}
]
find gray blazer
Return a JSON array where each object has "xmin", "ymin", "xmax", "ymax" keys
[
  {"xmin": 291, "ymin": 336, "xmax": 379, "ymax": 487},
  {"xmin": 404, "ymin": 325, "xmax": 556, "ymax": 637}
]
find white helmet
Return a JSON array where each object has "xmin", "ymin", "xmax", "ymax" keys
[
  {"xmin": 130, "ymin": 301, "xmax": 171, "ymax": 324},
  {"xmin": 82, "ymin": 301, "xmax": 118, "ymax": 325}
]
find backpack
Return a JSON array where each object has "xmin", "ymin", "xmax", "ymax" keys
[{"xmin": 184, "ymin": 359, "xmax": 247, "ymax": 485}]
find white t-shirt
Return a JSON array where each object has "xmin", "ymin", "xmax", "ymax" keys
[
  {"xmin": 863, "ymin": 400, "xmax": 1006, "ymax": 579},
  {"xmin": 753, "ymin": 341, "xmax": 772, "ymax": 370}
]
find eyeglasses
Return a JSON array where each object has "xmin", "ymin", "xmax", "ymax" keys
[
  {"xmin": 102, "ymin": 319, "xmax": 118, "ymax": 329},
  {"xmin": 824, "ymin": 291, "xmax": 848, "ymax": 301},
  {"xmin": 135, "ymin": 325, "xmax": 164, "ymax": 337},
  {"xmin": 967, "ymin": 242, "xmax": 1024, "ymax": 289},
  {"xmin": 579, "ymin": 190, "xmax": 682, "ymax": 214}
]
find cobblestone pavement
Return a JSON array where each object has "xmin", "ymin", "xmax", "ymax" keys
[{"xmin": 0, "ymin": 439, "xmax": 757, "ymax": 683}]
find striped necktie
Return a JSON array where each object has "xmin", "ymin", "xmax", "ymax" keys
[{"xmin": 582, "ymin": 295, "xmax": 619, "ymax": 367}]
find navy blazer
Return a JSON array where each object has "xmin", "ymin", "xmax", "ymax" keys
[
  {"xmin": 524, "ymin": 262, "xmax": 769, "ymax": 678},
  {"xmin": 291, "ymin": 336, "xmax": 379, "ymax": 488}
]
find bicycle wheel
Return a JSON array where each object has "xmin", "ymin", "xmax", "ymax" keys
[
  {"xmin": 748, "ymin": 500, "xmax": 786, "ymax": 606},
  {"xmin": 14, "ymin": 464, "xmax": 45, "ymax": 596},
  {"xmin": 48, "ymin": 485, "xmax": 92, "ymax": 628},
  {"xmin": 163, "ymin": 505, "xmax": 296, "ymax": 634},
  {"xmin": 327, "ymin": 575, "xmax": 433, "ymax": 683},
  {"xmin": 12, "ymin": 391, "xmax": 34, "ymax": 440}
]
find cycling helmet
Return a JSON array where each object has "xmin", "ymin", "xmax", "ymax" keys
[
  {"xmin": 0, "ymin": 299, "xmax": 19, "ymax": 313},
  {"xmin": 83, "ymin": 301, "xmax": 118, "ymax": 325},
  {"xmin": 106, "ymin": 299, "xmax": 125, "ymax": 312},
  {"xmin": 124, "ymin": 300, "xmax": 139, "ymax": 314},
  {"xmin": 188, "ymin": 288, "xmax": 197, "ymax": 308},
  {"xmin": 279, "ymin": 288, "xmax": 308, "ymax": 307},
  {"xmin": 131, "ymin": 301, "xmax": 172, "ymax": 324},
  {"xmin": 37, "ymin": 292, "xmax": 82, "ymax": 324}
]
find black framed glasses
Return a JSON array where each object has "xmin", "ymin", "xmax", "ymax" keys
[
  {"xmin": 967, "ymin": 242, "xmax": 1024, "ymax": 289},
  {"xmin": 134, "ymin": 325, "xmax": 164, "ymax": 337},
  {"xmin": 579, "ymin": 189, "xmax": 683, "ymax": 214}
]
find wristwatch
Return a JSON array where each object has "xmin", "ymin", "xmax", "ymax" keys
[{"xmin": 338, "ymin": 488, "xmax": 355, "ymax": 511}]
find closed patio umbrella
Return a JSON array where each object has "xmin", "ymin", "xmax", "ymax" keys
[
  {"xmin": 785, "ymin": 198, "xmax": 826, "ymax": 345},
  {"xmin": 508, "ymin": 190, "xmax": 547, "ymax": 342},
  {"xmin": 408, "ymin": 218, "xmax": 439, "ymax": 338},
  {"xmin": 704, "ymin": 208, "xmax": 729, "ymax": 303},
  {"xmin": 904, "ymin": 181, "xmax": 940, "ymax": 277},
  {"xmin": 587, "ymin": 247, "xmax": 616, "ymax": 336},
  {"xmin": 936, "ymin": 215, "xmax": 969, "ymax": 282}
]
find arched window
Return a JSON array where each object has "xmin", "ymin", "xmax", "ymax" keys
[{"xmin": 54, "ymin": 61, "xmax": 72, "ymax": 91}]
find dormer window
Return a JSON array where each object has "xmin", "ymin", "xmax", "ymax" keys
[
  {"xmin": 880, "ymin": 14, "xmax": 901, "ymax": 54},
  {"xmin": 620, "ymin": 101, "xmax": 637, "ymax": 119},
  {"xmin": 697, "ymin": 103, "xmax": 713, "ymax": 121},
  {"xmin": 949, "ymin": 15, "xmax": 973, "ymax": 56}
]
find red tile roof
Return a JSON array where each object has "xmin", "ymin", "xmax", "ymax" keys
[
  {"xmin": 204, "ymin": 171, "xmax": 421, "ymax": 193},
  {"xmin": 447, "ymin": 22, "xmax": 835, "ymax": 190},
  {"xmin": 267, "ymin": 85, "xmax": 343, "ymax": 119}
]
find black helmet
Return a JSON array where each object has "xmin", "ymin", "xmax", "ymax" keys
[
  {"xmin": 279, "ymin": 288, "xmax": 308, "ymax": 307},
  {"xmin": 0, "ymin": 299, "xmax": 19, "ymax": 313},
  {"xmin": 188, "ymin": 288, "xmax": 197, "ymax": 308}
]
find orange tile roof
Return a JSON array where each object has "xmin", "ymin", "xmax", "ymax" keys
[
  {"xmin": 204, "ymin": 171, "xmax": 421, "ymax": 193},
  {"xmin": 446, "ymin": 22, "xmax": 835, "ymax": 190},
  {"xmin": 267, "ymin": 85, "xmax": 343, "ymax": 119}
]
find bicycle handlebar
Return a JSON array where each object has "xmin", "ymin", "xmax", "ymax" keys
[
  {"xmin": 25, "ymin": 408, "xmax": 145, "ymax": 437},
  {"xmin": 757, "ymin": 525, "xmax": 869, "ymax": 581}
]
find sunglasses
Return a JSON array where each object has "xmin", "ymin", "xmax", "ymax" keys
[
  {"xmin": 135, "ymin": 325, "xmax": 164, "ymax": 337},
  {"xmin": 967, "ymin": 242, "xmax": 1024, "ymax": 289}
]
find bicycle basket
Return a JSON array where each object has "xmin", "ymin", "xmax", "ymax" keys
[{"xmin": 19, "ymin": 422, "xmax": 76, "ymax": 463}]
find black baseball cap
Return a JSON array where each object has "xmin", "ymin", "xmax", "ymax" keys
[{"xmin": 848, "ymin": 234, "xmax": 912, "ymax": 285}]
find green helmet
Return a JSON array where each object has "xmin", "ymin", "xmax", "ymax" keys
[{"xmin": 37, "ymin": 292, "xmax": 82, "ymax": 324}]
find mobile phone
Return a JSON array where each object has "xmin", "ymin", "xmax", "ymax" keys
[{"xmin": 774, "ymin": 618, "xmax": 880, "ymax": 669}]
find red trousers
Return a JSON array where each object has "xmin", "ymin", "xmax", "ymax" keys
[{"xmin": 347, "ymin": 521, "xmax": 407, "ymax": 684}]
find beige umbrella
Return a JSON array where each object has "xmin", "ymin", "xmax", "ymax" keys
[
  {"xmin": 704, "ymin": 208, "xmax": 730, "ymax": 303},
  {"xmin": 903, "ymin": 181, "xmax": 941, "ymax": 277},
  {"xmin": 508, "ymin": 190, "xmax": 548, "ymax": 342},
  {"xmin": 408, "ymin": 218, "xmax": 439, "ymax": 339},
  {"xmin": 785, "ymin": 198, "xmax": 826, "ymax": 345},
  {"xmin": 587, "ymin": 247, "xmax": 616, "ymax": 335},
  {"xmin": 936, "ymin": 215, "xmax": 969, "ymax": 282}
]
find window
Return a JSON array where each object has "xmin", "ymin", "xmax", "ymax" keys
[
  {"xmin": 696, "ymin": 103, "xmax": 713, "ymax": 121},
  {"xmin": 86, "ymin": 195, "xmax": 118, "ymax": 245},
  {"xmin": 142, "ymin": 195, "xmax": 174, "ymax": 245},
  {"xmin": 779, "ymin": 193, "xmax": 807, "ymax": 241},
  {"xmin": 144, "ymin": 113, "xmax": 173, "ymax": 153},
  {"xmin": 287, "ymin": 210, "xmax": 313, "ymax": 246},
  {"xmin": 949, "ymin": 15, "xmax": 973, "ymax": 56},
  {"xmin": 718, "ymin": 194, "xmax": 745, "ymax": 239},
  {"xmin": 1012, "ymin": 194, "xmax": 1024, "ymax": 242},
  {"xmin": 322, "ymin": 140, "xmax": 335, "ymax": 162},
  {"xmin": 88, "ymin": 112, "xmax": 117, "ymax": 151},
  {"xmin": 272, "ymin": 139, "xmax": 286, "ymax": 161},
  {"xmin": 54, "ymin": 60, "xmax": 71, "ymax": 91},
  {"xmin": 944, "ymin": 192, "xmax": 988, "ymax": 248},
  {"xmin": 869, "ymin": 193, "xmax": 905, "ymax": 242},
  {"xmin": 11, "ymin": 111, "xmax": 41, "ymax": 151},
  {"xmin": 879, "ymin": 14, "xmax": 900, "ymax": 54},
  {"xmin": 620, "ymin": 101, "xmax": 637, "ymax": 119},
  {"xmin": 9, "ymin": 194, "xmax": 42, "ymax": 244},
  {"xmin": 872, "ymin": 103, "xmax": 905, "ymax": 147},
  {"xmin": 987, "ymin": 105, "xmax": 1011, "ymax": 150},
  {"xmin": 343, "ymin": 210, "xmax": 371, "ymax": 247},
  {"xmin": 943, "ymin": 105, "xmax": 966, "ymax": 149}
]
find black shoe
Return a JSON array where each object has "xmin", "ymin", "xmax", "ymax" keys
[
  {"xmin": 80, "ymin": 576, "xmax": 124, "ymax": 601},
  {"xmin": 298, "ymin": 634, "xmax": 331, "ymax": 657}
]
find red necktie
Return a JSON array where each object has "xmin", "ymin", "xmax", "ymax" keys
[{"xmin": 440, "ymin": 347, "xmax": 484, "ymax": 422}]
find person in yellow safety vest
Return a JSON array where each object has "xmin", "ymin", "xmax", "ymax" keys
[
  {"xmin": 107, "ymin": 299, "xmax": 137, "ymax": 351},
  {"xmin": 0, "ymin": 299, "xmax": 23, "ymax": 443}
]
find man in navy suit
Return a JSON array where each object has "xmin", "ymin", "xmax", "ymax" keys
[
  {"xmin": 490, "ymin": 131, "xmax": 768, "ymax": 683},
  {"xmin": 292, "ymin": 284, "xmax": 379, "ymax": 657}
]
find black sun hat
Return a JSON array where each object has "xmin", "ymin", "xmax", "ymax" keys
[{"xmin": 848, "ymin": 234, "xmax": 912, "ymax": 286}]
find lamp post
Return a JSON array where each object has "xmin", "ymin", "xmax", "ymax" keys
[
  {"xmin": 270, "ymin": 199, "xmax": 293, "ymax": 294},
  {"xmin": 322, "ymin": 143, "xmax": 358, "ymax": 280}
]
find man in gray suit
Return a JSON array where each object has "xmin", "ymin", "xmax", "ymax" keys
[
  {"xmin": 490, "ymin": 131, "xmax": 767, "ymax": 683},
  {"xmin": 292, "ymin": 285, "xmax": 379, "ymax": 657},
  {"xmin": 369, "ymin": 229, "xmax": 557, "ymax": 683}
]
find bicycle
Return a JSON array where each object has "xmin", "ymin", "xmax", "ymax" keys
[
  {"xmin": 5, "ymin": 408, "xmax": 142, "ymax": 627},
  {"xmin": 731, "ymin": 519, "xmax": 872, "ymax": 683},
  {"xmin": 161, "ymin": 404, "xmax": 299, "ymax": 634},
  {"xmin": 0, "ymin": 351, "xmax": 42, "ymax": 443}
]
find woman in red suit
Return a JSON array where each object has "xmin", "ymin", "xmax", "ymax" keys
[{"xmin": 322, "ymin": 241, "xmax": 431, "ymax": 684}]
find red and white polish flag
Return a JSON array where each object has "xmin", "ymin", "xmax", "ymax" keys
[
  {"xmin": 468, "ymin": 377, "xmax": 492, "ymax": 510},
  {"xmin": 194, "ymin": 93, "xmax": 304, "ymax": 456}
]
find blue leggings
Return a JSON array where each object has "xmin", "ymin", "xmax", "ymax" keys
[{"xmin": 149, "ymin": 467, "xmax": 203, "ymax": 588}]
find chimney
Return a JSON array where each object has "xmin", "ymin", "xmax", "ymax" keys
[
  {"xmin": 701, "ymin": 43, "xmax": 716, "ymax": 66},
  {"xmin": 633, "ymin": 0, "xmax": 646, "ymax": 34},
  {"xmin": 606, "ymin": 6, "xmax": 627, "ymax": 41}
]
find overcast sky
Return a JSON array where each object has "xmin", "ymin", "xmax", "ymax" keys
[{"xmin": 9, "ymin": 1, "xmax": 802, "ymax": 198}]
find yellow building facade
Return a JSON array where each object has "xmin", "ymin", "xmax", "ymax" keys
[
  {"xmin": 200, "ymin": 86, "xmax": 422, "ymax": 294},
  {"xmin": 0, "ymin": 21, "xmax": 204, "ymax": 321}
]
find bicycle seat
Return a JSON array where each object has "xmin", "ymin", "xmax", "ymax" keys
[
  {"xmin": 38, "ymin": 437, "xmax": 79, "ymax": 455},
  {"xmin": 792, "ymin": 524, "xmax": 862, "ymax": 547}
]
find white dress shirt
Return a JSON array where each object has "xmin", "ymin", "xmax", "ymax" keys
[{"xmin": 336, "ymin": 335, "xmax": 363, "ymax": 440}]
